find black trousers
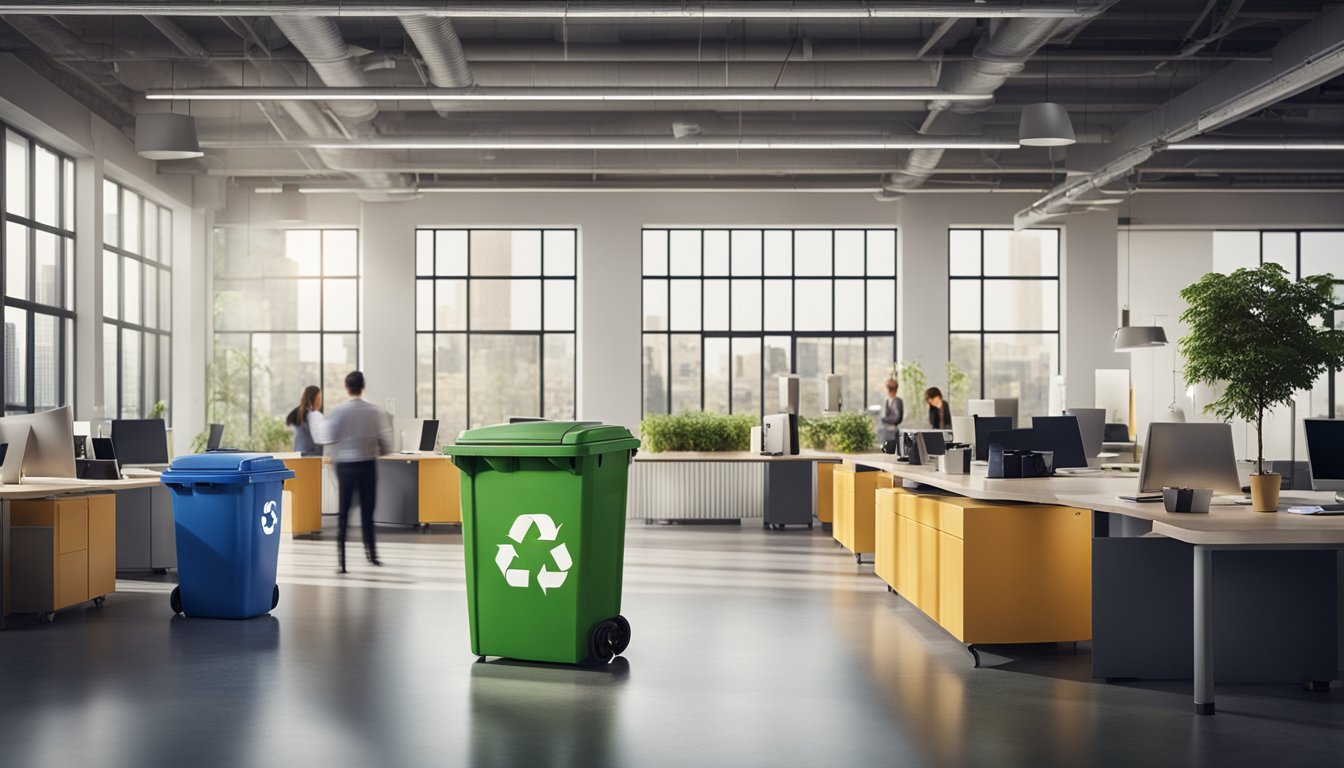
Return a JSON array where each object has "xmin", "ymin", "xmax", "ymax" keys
[{"xmin": 336, "ymin": 460, "xmax": 378, "ymax": 567}]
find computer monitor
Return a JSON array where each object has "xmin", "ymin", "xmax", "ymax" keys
[
  {"xmin": 967, "ymin": 399, "xmax": 996, "ymax": 418},
  {"xmin": 778, "ymin": 375, "xmax": 800, "ymax": 415},
  {"xmin": 1304, "ymin": 419, "xmax": 1344, "ymax": 495},
  {"xmin": 951, "ymin": 416, "xmax": 975, "ymax": 447},
  {"xmin": 1063, "ymin": 408, "xmax": 1106, "ymax": 459},
  {"xmin": 206, "ymin": 423, "xmax": 225, "ymax": 452},
  {"xmin": 993, "ymin": 398, "xmax": 1019, "ymax": 428},
  {"xmin": 0, "ymin": 423, "xmax": 31, "ymax": 484},
  {"xmin": 972, "ymin": 416, "xmax": 1013, "ymax": 462},
  {"xmin": 1103, "ymin": 423, "xmax": 1131, "ymax": 443},
  {"xmin": 111, "ymin": 418, "xmax": 170, "ymax": 466},
  {"xmin": 1138, "ymin": 422, "xmax": 1241, "ymax": 494},
  {"xmin": 823, "ymin": 374, "xmax": 843, "ymax": 412},
  {"xmin": 916, "ymin": 431, "xmax": 947, "ymax": 459},
  {"xmin": 3, "ymin": 406, "xmax": 77, "ymax": 479},
  {"xmin": 1031, "ymin": 416, "xmax": 1088, "ymax": 469},
  {"xmin": 419, "ymin": 419, "xmax": 440, "ymax": 453}
]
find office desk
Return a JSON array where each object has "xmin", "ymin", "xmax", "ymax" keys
[
  {"xmin": 632, "ymin": 452, "xmax": 839, "ymax": 528},
  {"xmin": 374, "ymin": 454, "xmax": 460, "ymax": 530},
  {"xmin": 272, "ymin": 453, "xmax": 323, "ymax": 537},
  {"xmin": 2, "ymin": 477, "xmax": 161, "ymax": 628}
]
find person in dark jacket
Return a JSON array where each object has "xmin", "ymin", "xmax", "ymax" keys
[
  {"xmin": 285, "ymin": 385, "xmax": 325, "ymax": 457},
  {"xmin": 925, "ymin": 387, "xmax": 952, "ymax": 430},
  {"xmin": 877, "ymin": 378, "xmax": 905, "ymax": 445}
]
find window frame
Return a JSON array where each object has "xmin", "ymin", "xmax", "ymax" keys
[
  {"xmin": 2, "ymin": 122, "xmax": 76, "ymax": 415},
  {"xmin": 413, "ymin": 227, "xmax": 578, "ymax": 426},
  {"xmin": 640, "ymin": 227, "xmax": 899, "ymax": 417}
]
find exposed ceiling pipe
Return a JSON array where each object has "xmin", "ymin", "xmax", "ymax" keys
[
  {"xmin": 399, "ymin": 15, "xmax": 474, "ymax": 117},
  {"xmin": 3, "ymin": 16, "xmax": 137, "ymax": 113},
  {"xmin": 144, "ymin": 16, "xmax": 210, "ymax": 60},
  {"xmin": 1014, "ymin": 2, "xmax": 1344, "ymax": 227}
]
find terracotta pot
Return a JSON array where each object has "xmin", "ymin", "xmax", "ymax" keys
[{"xmin": 1248, "ymin": 472, "xmax": 1281, "ymax": 513}]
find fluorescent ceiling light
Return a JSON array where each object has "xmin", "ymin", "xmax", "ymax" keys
[
  {"xmin": 204, "ymin": 137, "xmax": 1021, "ymax": 151},
  {"xmin": 147, "ymin": 87, "xmax": 981, "ymax": 103},
  {"xmin": 1166, "ymin": 141, "xmax": 1344, "ymax": 151}
]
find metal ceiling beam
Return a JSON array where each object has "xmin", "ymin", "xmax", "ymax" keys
[
  {"xmin": 1014, "ymin": 3, "xmax": 1344, "ymax": 227},
  {"xmin": 200, "ymin": 135, "xmax": 1023, "ymax": 151},
  {"xmin": 0, "ymin": 2, "xmax": 1118, "ymax": 19},
  {"xmin": 146, "ymin": 86, "xmax": 985, "ymax": 102}
]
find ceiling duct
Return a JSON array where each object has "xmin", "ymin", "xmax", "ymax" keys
[{"xmin": 400, "ymin": 15, "xmax": 475, "ymax": 117}]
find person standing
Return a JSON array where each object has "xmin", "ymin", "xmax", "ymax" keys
[
  {"xmin": 285, "ymin": 385, "xmax": 326, "ymax": 457},
  {"xmin": 323, "ymin": 371, "xmax": 393, "ymax": 573},
  {"xmin": 925, "ymin": 387, "xmax": 952, "ymax": 430},
  {"xmin": 877, "ymin": 378, "xmax": 905, "ymax": 445}
]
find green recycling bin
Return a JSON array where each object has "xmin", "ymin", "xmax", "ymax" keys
[{"xmin": 447, "ymin": 421, "xmax": 641, "ymax": 664}]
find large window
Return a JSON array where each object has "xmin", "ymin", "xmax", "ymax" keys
[
  {"xmin": 414, "ymin": 229, "xmax": 577, "ymax": 438},
  {"xmin": 641, "ymin": 228, "xmax": 897, "ymax": 417},
  {"xmin": 213, "ymin": 227, "xmax": 360, "ymax": 434},
  {"xmin": 1213, "ymin": 230, "xmax": 1344, "ymax": 417},
  {"xmin": 103, "ymin": 180, "xmax": 171, "ymax": 420},
  {"xmin": 948, "ymin": 228, "xmax": 1060, "ymax": 419},
  {"xmin": 2, "ymin": 126, "xmax": 75, "ymax": 415}
]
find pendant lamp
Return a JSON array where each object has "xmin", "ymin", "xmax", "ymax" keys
[
  {"xmin": 135, "ymin": 113, "xmax": 203, "ymax": 160},
  {"xmin": 1018, "ymin": 102, "xmax": 1076, "ymax": 147},
  {"xmin": 1114, "ymin": 186, "xmax": 1168, "ymax": 351}
]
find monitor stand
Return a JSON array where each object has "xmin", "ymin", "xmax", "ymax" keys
[{"xmin": 1335, "ymin": 491, "xmax": 1344, "ymax": 504}]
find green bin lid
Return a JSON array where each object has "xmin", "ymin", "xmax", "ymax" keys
[{"xmin": 446, "ymin": 421, "xmax": 639, "ymax": 458}]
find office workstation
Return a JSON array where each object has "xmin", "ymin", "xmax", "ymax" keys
[{"xmin": 3, "ymin": 3, "xmax": 1344, "ymax": 766}]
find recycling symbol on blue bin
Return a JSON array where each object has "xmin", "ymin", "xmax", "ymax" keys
[
  {"xmin": 495, "ymin": 513, "xmax": 572, "ymax": 595},
  {"xmin": 261, "ymin": 500, "xmax": 278, "ymax": 536}
]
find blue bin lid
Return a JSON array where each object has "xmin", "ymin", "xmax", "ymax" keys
[{"xmin": 162, "ymin": 452, "xmax": 294, "ymax": 485}]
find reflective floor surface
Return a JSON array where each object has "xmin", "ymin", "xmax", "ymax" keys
[{"xmin": 0, "ymin": 520, "xmax": 1340, "ymax": 768}]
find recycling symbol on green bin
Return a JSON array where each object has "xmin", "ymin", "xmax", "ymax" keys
[{"xmin": 495, "ymin": 513, "xmax": 571, "ymax": 595}]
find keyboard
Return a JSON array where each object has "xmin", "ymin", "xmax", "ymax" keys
[{"xmin": 120, "ymin": 467, "xmax": 162, "ymax": 478}]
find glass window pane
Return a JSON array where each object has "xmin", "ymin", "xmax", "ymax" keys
[
  {"xmin": 436, "ymin": 230, "xmax": 468, "ymax": 275},
  {"xmin": 469, "ymin": 335, "xmax": 540, "ymax": 426},
  {"xmin": 834, "ymin": 338, "xmax": 865, "ymax": 417},
  {"xmin": 983, "ymin": 280, "xmax": 1058, "ymax": 331},
  {"xmin": 159, "ymin": 267, "xmax": 171, "ymax": 329},
  {"xmin": 435, "ymin": 280, "xmax": 467, "ymax": 331},
  {"xmin": 764, "ymin": 230, "xmax": 792, "ymax": 275},
  {"xmin": 63, "ymin": 159, "xmax": 74, "ymax": 231},
  {"xmin": 1301, "ymin": 232, "xmax": 1344, "ymax": 278},
  {"xmin": 144, "ymin": 331, "xmax": 159, "ymax": 412},
  {"xmin": 731, "ymin": 279, "xmax": 762, "ymax": 332},
  {"xmin": 64, "ymin": 238, "xmax": 74, "ymax": 310},
  {"xmin": 643, "ymin": 334, "xmax": 668, "ymax": 414},
  {"xmin": 434, "ymin": 334, "xmax": 468, "ymax": 439},
  {"xmin": 297, "ymin": 279, "xmax": 321, "ymax": 331},
  {"xmin": 950, "ymin": 280, "xmax": 981, "ymax": 331},
  {"xmin": 949, "ymin": 229, "xmax": 981, "ymax": 276},
  {"xmin": 6, "ymin": 132, "xmax": 28, "ymax": 217},
  {"xmin": 731, "ymin": 337, "xmax": 762, "ymax": 415},
  {"xmin": 796, "ymin": 338, "xmax": 832, "ymax": 418},
  {"xmin": 144, "ymin": 266, "xmax": 159, "ymax": 329},
  {"xmin": 983, "ymin": 333, "xmax": 1058, "ymax": 420},
  {"xmin": 835, "ymin": 230, "xmax": 865, "ymax": 276},
  {"xmin": 247, "ymin": 334, "xmax": 306, "ymax": 423},
  {"xmin": 669, "ymin": 230, "xmax": 701, "ymax": 276},
  {"xmin": 669, "ymin": 280, "xmax": 701, "ymax": 331},
  {"xmin": 1263, "ymin": 232, "xmax": 1297, "ymax": 276},
  {"xmin": 764, "ymin": 336, "xmax": 792, "ymax": 390},
  {"xmin": 323, "ymin": 230, "xmax": 358, "ymax": 276},
  {"xmin": 794, "ymin": 231, "xmax": 831, "ymax": 276},
  {"xmin": 323, "ymin": 278, "xmax": 358, "ymax": 331},
  {"xmin": 143, "ymin": 204, "xmax": 158, "ymax": 262},
  {"xmin": 473, "ymin": 230, "xmax": 540, "ymax": 276},
  {"xmin": 950, "ymin": 333, "xmax": 982, "ymax": 403},
  {"xmin": 121, "ymin": 329, "xmax": 142, "ymax": 418},
  {"xmin": 730, "ymin": 230, "xmax": 762, "ymax": 276},
  {"xmin": 794, "ymin": 279, "xmax": 833, "ymax": 331},
  {"xmin": 642, "ymin": 230, "xmax": 668, "ymax": 276},
  {"xmin": 703, "ymin": 337, "xmax": 730, "ymax": 414},
  {"xmin": 543, "ymin": 334, "xmax": 575, "ymax": 420},
  {"xmin": 543, "ymin": 280, "xmax": 575, "ymax": 331},
  {"xmin": 323, "ymin": 334, "xmax": 359, "ymax": 415},
  {"xmin": 866, "ymin": 279, "xmax": 896, "ymax": 332},
  {"xmin": 701, "ymin": 280, "xmax": 728, "ymax": 331},
  {"xmin": 512, "ymin": 231, "xmax": 542, "ymax": 275},
  {"xmin": 643, "ymin": 279, "xmax": 668, "ymax": 331},
  {"xmin": 7, "ymin": 223, "xmax": 29, "ymax": 301},
  {"xmin": 543, "ymin": 230, "xmax": 576, "ymax": 277},
  {"xmin": 416, "ymin": 230, "xmax": 434, "ymax": 276},
  {"xmin": 285, "ymin": 230, "xmax": 321, "ymax": 276},
  {"xmin": 834, "ymin": 280, "xmax": 864, "ymax": 331},
  {"xmin": 159, "ymin": 207, "xmax": 172, "ymax": 267},
  {"xmin": 416, "ymin": 280, "xmax": 433, "ymax": 331},
  {"xmin": 102, "ymin": 249, "xmax": 118, "ymax": 319},
  {"xmin": 102, "ymin": 322, "xmax": 118, "ymax": 416},
  {"xmin": 867, "ymin": 230, "xmax": 897, "ymax": 276},
  {"xmin": 34, "ymin": 145, "xmax": 59, "ymax": 227},
  {"xmin": 703, "ymin": 231, "xmax": 729, "ymax": 276},
  {"xmin": 866, "ymin": 336, "xmax": 896, "ymax": 412},
  {"xmin": 763, "ymin": 279, "xmax": 791, "ymax": 331},
  {"xmin": 669, "ymin": 334, "xmax": 701, "ymax": 413},
  {"xmin": 102, "ymin": 179, "xmax": 119, "ymax": 246},
  {"xmin": 33, "ymin": 313, "xmax": 58, "ymax": 411},
  {"xmin": 984, "ymin": 229, "xmax": 1057, "ymax": 276},
  {"xmin": 160, "ymin": 335, "xmax": 170, "ymax": 417},
  {"xmin": 416, "ymin": 333, "xmax": 434, "ymax": 417},
  {"xmin": 122, "ymin": 189, "xmax": 140, "ymax": 254},
  {"xmin": 124, "ymin": 258, "xmax": 141, "ymax": 325},
  {"xmin": 471, "ymin": 279, "xmax": 540, "ymax": 330}
]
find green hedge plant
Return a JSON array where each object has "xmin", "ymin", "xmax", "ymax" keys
[
  {"xmin": 640, "ymin": 412, "xmax": 759, "ymax": 452},
  {"xmin": 798, "ymin": 412, "xmax": 876, "ymax": 453}
]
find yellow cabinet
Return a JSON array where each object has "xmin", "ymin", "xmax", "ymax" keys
[
  {"xmin": 281, "ymin": 456, "xmax": 323, "ymax": 536},
  {"xmin": 417, "ymin": 457, "xmax": 461, "ymax": 525},
  {"xmin": 816, "ymin": 462, "xmax": 836, "ymax": 524},
  {"xmin": 831, "ymin": 464, "xmax": 893, "ymax": 558},
  {"xmin": 874, "ymin": 489, "xmax": 900, "ymax": 587},
  {"xmin": 8, "ymin": 493, "xmax": 117, "ymax": 617}
]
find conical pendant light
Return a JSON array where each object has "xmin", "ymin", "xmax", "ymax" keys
[
  {"xmin": 1018, "ymin": 48, "xmax": 1075, "ymax": 147},
  {"xmin": 135, "ymin": 113, "xmax": 203, "ymax": 160},
  {"xmin": 1115, "ymin": 186, "xmax": 1168, "ymax": 350}
]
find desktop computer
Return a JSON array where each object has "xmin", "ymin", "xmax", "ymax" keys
[
  {"xmin": 1064, "ymin": 408, "xmax": 1106, "ymax": 459},
  {"xmin": 972, "ymin": 415, "xmax": 1013, "ymax": 462},
  {"xmin": 0, "ymin": 422, "xmax": 32, "ymax": 484},
  {"xmin": 419, "ymin": 419, "xmax": 440, "ymax": 452},
  {"xmin": 761, "ymin": 413, "xmax": 799, "ymax": 456},
  {"xmin": 1031, "ymin": 416, "xmax": 1089, "ymax": 469},
  {"xmin": 4, "ymin": 406, "xmax": 77, "ymax": 479},
  {"xmin": 1304, "ymin": 419, "xmax": 1344, "ymax": 502},
  {"xmin": 993, "ymin": 398, "xmax": 1019, "ymax": 428},
  {"xmin": 111, "ymin": 418, "xmax": 170, "ymax": 467},
  {"xmin": 967, "ymin": 399, "xmax": 996, "ymax": 419},
  {"xmin": 778, "ymin": 376, "xmax": 800, "ymax": 415},
  {"xmin": 1136, "ymin": 422, "xmax": 1241, "ymax": 495},
  {"xmin": 823, "ymin": 374, "xmax": 843, "ymax": 413},
  {"xmin": 206, "ymin": 423, "xmax": 225, "ymax": 452}
]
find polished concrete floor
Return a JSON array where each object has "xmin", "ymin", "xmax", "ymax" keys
[{"xmin": 1, "ymin": 519, "xmax": 1341, "ymax": 768}]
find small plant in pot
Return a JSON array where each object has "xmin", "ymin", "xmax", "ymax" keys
[{"xmin": 1180, "ymin": 263, "xmax": 1344, "ymax": 512}]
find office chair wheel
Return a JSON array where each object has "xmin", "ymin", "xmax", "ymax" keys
[
  {"xmin": 807, "ymin": 523, "xmax": 813, "ymax": 530},
  {"xmin": 170, "ymin": 586, "xmax": 183, "ymax": 615},
  {"xmin": 93, "ymin": 596, "xmax": 106, "ymax": 608},
  {"xmin": 271, "ymin": 585, "xmax": 280, "ymax": 611},
  {"xmin": 38, "ymin": 612, "xmax": 54, "ymax": 624}
]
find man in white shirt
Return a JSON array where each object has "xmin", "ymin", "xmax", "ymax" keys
[{"xmin": 323, "ymin": 370, "xmax": 394, "ymax": 573}]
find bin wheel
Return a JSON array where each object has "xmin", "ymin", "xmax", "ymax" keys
[
  {"xmin": 170, "ymin": 586, "xmax": 183, "ymax": 615},
  {"xmin": 38, "ymin": 612, "xmax": 55, "ymax": 624},
  {"xmin": 587, "ymin": 615, "xmax": 632, "ymax": 663},
  {"xmin": 93, "ymin": 596, "xmax": 106, "ymax": 608},
  {"xmin": 271, "ymin": 585, "xmax": 280, "ymax": 611}
]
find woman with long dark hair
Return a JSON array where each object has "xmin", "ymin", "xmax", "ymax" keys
[{"xmin": 285, "ymin": 385, "xmax": 326, "ymax": 456}]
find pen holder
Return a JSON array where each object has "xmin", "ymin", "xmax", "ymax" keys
[
  {"xmin": 938, "ymin": 447, "xmax": 970, "ymax": 475},
  {"xmin": 1163, "ymin": 487, "xmax": 1212, "ymax": 513}
]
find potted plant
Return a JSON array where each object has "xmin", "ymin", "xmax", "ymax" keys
[
  {"xmin": 893, "ymin": 360, "xmax": 926, "ymax": 406},
  {"xmin": 946, "ymin": 361, "xmax": 971, "ymax": 415},
  {"xmin": 1180, "ymin": 262, "xmax": 1344, "ymax": 512}
]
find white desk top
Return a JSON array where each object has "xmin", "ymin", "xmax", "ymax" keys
[
  {"xmin": 635, "ymin": 450, "xmax": 839, "ymax": 463},
  {"xmin": 849, "ymin": 454, "xmax": 1139, "ymax": 503},
  {"xmin": 0, "ymin": 476, "xmax": 162, "ymax": 500}
]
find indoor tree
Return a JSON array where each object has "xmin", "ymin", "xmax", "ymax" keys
[{"xmin": 1179, "ymin": 262, "xmax": 1344, "ymax": 509}]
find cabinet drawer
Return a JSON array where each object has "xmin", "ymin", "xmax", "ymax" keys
[
  {"xmin": 57, "ymin": 499, "xmax": 89, "ymax": 554},
  {"xmin": 56, "ymin": 551, "xmax": 89, "ymax": 609}
]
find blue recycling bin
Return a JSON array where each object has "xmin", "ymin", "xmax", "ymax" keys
[{"xmin": 161, "ymin": 453, "xmax": 295, "ymax": 619}]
